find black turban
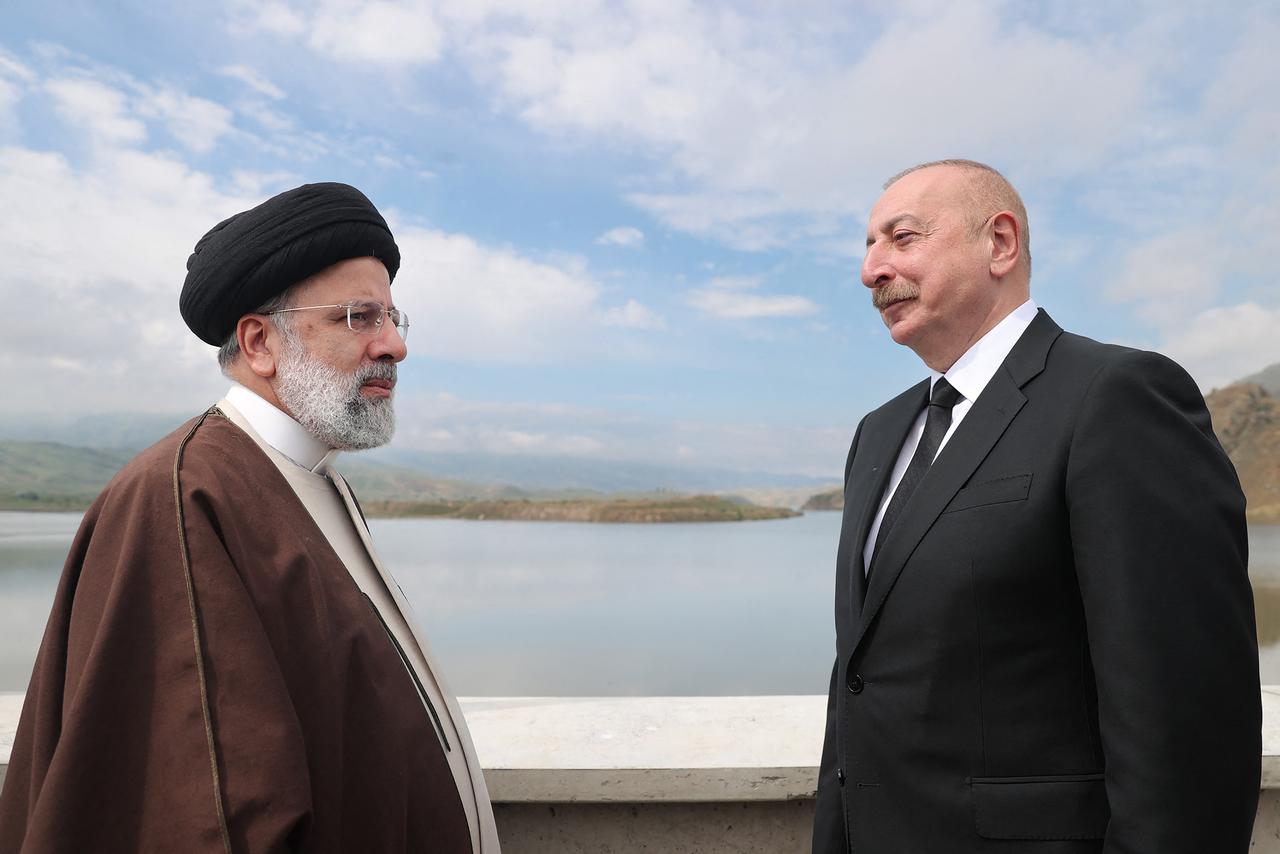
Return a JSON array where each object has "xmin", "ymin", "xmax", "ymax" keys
[{"xmin": 180, "ymin": 182, "xmax": 401, "ymax": 346}]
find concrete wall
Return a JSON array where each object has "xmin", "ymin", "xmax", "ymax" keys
[
  {"xmin": 3, "ymin": 691, "xmax": 1279, "ymax": 851},
  {"xmin": 493, "ymin": 801, "xmax": 813, "ymax": 853}
]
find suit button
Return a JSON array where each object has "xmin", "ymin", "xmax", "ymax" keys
[
  {"xmin": 846, "ymin": 673, "xmax": 864, "ymax": 694},
  {"xmin": 836, "ymin": 768, "xmax": 846, "ymax": 785}
]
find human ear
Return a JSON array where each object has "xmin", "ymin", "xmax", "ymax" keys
[
  {"xmin": 988, "ymin": 211, "xmax": 1020, "ymax": 278},
  {"xmin": 237, "ymin": 315, "xmax": 279, "ymax": 379}
]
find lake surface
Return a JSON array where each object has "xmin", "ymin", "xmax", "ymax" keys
[{"xmin": 3, "ymin": 511, "xmax": 1280, "ymax": 695}]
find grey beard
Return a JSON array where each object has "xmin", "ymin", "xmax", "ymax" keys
[{"xmin": 274, "ymin": 338, "xmax": 397, "ymax": 451}]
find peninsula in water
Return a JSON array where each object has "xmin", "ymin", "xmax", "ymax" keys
[{"xmin": 362, "ymin": 495, "xmax": 800, "ymax": 523}]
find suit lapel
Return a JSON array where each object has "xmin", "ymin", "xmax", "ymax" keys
[
  {"xmin": 842, "ymin": 380, "xmax": 928, "ymax": 614},
  {"xmin": 850, "ymin": 310, "xmax": 1062, "ymax": 654}
]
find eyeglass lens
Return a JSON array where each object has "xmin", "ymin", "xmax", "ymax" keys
[{"xmin": 347, "ymin": 301, "xmax": 409, "ymax": 340}]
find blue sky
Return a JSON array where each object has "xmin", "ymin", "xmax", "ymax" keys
[{"xmin": 1, "ymin": 0, "xmax": 1276, "ymax": 476}]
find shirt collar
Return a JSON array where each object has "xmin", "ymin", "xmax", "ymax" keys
[
  {"xmin": 930, "ymin": 299, "xmax": 1040, "ymax": 401},
  {"xmin": 224, "ymin": 384, "xmax": 339, "ymax": 473}
]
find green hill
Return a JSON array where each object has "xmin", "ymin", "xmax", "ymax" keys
[{"xmin": 0, "ymin": 441, "xmax": 135, "ymax": 509}]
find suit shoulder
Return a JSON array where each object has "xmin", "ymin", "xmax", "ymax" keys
[{"xmin": 1049, "ymin": 330, "xmax": 1200, "ymax": 394}]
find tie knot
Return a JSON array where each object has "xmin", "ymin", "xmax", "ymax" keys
[{"xmin": 930, "ymin": 377, "xmax": 962, "ymax": 409}]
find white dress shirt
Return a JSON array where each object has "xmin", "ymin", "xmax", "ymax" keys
[{"xmin": 862, "ymin": 300, "xmax": 1040, "ymax": 574}]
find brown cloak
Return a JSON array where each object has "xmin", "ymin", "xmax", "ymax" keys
[{"xmin": 0, "ymin": 410, "xmax": 471, "ymax": 853}]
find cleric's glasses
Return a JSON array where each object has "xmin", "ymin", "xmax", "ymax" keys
[{"xmin": 268, "ymin": 300, "xmax": 409, "ymax": 341}]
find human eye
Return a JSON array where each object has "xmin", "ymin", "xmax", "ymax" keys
[
  {"xmin": 345, "ymin": 302, "xmax": 380, "ymax": 332},
  {"xmin": 893, "ymin": 230, "xmax": 916, "ymax": 244}
]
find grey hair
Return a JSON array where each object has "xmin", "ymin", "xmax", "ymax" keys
[
  {"xmin": 216, "ymin": 289, "xmax": 297, "ymax": 373},
  {"xmin": 885, "ymin": 158, "xmax": 1031, "ymax": 276}
]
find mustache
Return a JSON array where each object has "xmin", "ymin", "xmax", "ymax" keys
[
  {"xmin": 355, "ymin": 360, "xmax": 397, "ymax": 386},
  {"xmin": 871, "ymin": 281, "xmax": 920, "ymax": 310}
]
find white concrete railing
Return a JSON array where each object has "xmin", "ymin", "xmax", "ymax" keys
[{"xmin": 4, "ymin": 691, "xmax": 1280, "ymax": 852}]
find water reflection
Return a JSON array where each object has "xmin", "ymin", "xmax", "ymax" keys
[
  {"xmin": 1250, "ymin": 524, "xmax": 1280, "ymax": 680},
  {"xmin": 3, "ymin": 512, "xmax": 1280, "ymax": 692}
]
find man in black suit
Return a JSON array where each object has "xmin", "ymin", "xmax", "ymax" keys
[{"xmin": 812, "ymin": 159, "xmax": 1260, "ymax": 853}]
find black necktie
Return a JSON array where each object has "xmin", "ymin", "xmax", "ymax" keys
[{"xmin": 869, "ymin": 377, "xmax": 963, "ymax": 574}]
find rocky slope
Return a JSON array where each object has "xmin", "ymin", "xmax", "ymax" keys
[{"xmin": 1206, "ymin": 382, "xmax": 1280, "ymax": 524}]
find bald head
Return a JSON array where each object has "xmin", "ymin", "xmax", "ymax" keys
[{"xmin": 886, "ymin": 159, "xmax": 1031, "ymax": 277}]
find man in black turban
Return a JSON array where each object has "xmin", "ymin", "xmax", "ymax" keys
[{"xmin": 0, "ymin": 183, "xmax": 502, "ymax": 854}]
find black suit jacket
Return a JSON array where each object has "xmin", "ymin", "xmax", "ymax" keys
[{"xmin": 813, "ymin": 311, "xmax": 1260, "ymax": 853}]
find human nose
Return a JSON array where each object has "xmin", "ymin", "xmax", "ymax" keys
[
  {"xmin": 861, "ymin": 240, "xmax": 892, "ymax": 289},
  {"xmin": 369, "ymin": 316, "xmax": 408, "ymax": 362}
]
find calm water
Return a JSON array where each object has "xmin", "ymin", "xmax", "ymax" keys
[{"xmin": 3, "ymin": 511, "xmax": 1279, "ymax": 695}]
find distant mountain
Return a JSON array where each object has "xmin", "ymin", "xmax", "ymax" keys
[
  {"xmin": 1240, "ymin": 363, "xmax": 1280, "ymax": 397},
  {"xmin": 0, "ymin": 412, "xmax": 188, "ymax": 452},
  {"xmin": 722, "ymin": 484, "xmax": 841, "ymax": 511},
  {"xmin": 0, "ymin": 439, "xmax": 529, "ymax": 509},
  {"xmin": 336, "ymin": 458, "xmax": 532, "ymax": 502},
  {"xmin": 0, "ymin": 414, "xmax": 831, "ymax": 495},
  {"xmin": 0, "ymin": 441, "xmax": 136, "ymax": 508},
  {"xmin": 802, "ymin": 487, "xmax": 844, "ymax": 511},
  {"xmin": 364, "ymin": 447, "xmax": 832, "ymax": 493},
  {"xmin": 0, "ymin": 438, "xmax": 831, "ymax": 511}
]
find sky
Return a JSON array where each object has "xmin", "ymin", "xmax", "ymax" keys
[{"xmin": 0, "ymin": 0, "xmax": 1276, "ymax": 477}]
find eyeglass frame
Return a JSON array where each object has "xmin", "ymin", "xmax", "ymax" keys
[{"xmin": 266, "ymin": 300, "xmax": 410, "ymax": 341}]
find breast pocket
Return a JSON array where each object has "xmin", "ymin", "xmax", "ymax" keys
[{"xmin": 943, "ymin": 473, "xmax": 1032, "ymax": 514}]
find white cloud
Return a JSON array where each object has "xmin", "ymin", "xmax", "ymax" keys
[
  {"xmin": 1159, "ymin": 303, "xmax": 1280, "ymax": 391},
  {"xmin": 135, "ymin": 88, "xmax": 234, "ymax": 154},
  {"xmin": 705, "ymin": 275, "xmax": 762, "ymax": 291},
  {"xmin": 689, "ymin": 289, "xmax": 820, "ymax": 320},
  {"xmin": 600, "ymin": 299, "xmax": 664, "ymax": 330},
  {"xmin": 0, "ymin": 139, "xmax": 660, "ymax": 413},
  {"xmin": 229, "ymin": 1, "xmax": 307, "ymax": 36},
  {"xmin": 218, "ymin": 64, "xmax": 286, "ymax": 100},
  {"xmin": 0, "ymin": 52, "xmax": 35, "ymax": 121},
  {"xmin": 1106, "ymin": 228, "xmax": 1227, "ymax": 327},
  {"xmin": 596, "ymin": 226, "xmax": 644, "ymax": 248},
  {"xmin": 393, "ymin": 227, "xmax": 657, "ymax": 361},
  {"xmin": 452, "ymin": 2, "xmax": 1150, "ymax": 249},
  {"xmin": 311, "ymin": 1, "xmax": 446, "ymax": 64},
  {"xmin": 387, "ymin": 390, "xmax": 849, "ymax": 475},
  {"xmin": 0, "ymin": 78, "xmax": 20, "ymax": 125},
  {"xmin": 45, "ymin": 78, "xmax": 147, "ymax": 147},
  {"xmin": 688, "ymin": 275, "xmax": 819, "ymax": 320},
  {"xmin": 223, "ymin": 2, "xmax": 1186, "ymax": 258},
  {"xmin": 235, "ymin": 0, "xmax": 447, "ymax": 65},
  {"xmin": 237, "ymin": 100, "xmax": 296, "ymax": 132},
  {"xmin": 0, "ymin": 143, "xmax": 254, "ymax": 412},
  {"xmin": 0, "ymin": 52, "xmax": 36, "ymax": 83}
]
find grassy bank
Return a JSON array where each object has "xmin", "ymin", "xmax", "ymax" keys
[{"xmin": 0, "ymin": 492, "xmax": 94, "ymax": 512}]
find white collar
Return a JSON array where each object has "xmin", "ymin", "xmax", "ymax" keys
[
  {"xmin": 930, "ymin": 299, "xmax": 1039, "ymax": 401},
  {"xmin": 224, "ymin": 384, "xmax": 339, "ymax": 473}
]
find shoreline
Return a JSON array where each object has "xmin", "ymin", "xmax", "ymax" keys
[
  {"xmin": 362, "ymin": 496, "xmax": 801, "ymax": 523},
  {"xmin": 0, "ymin": 495, "xmax": 802, "ymax": 524}
]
